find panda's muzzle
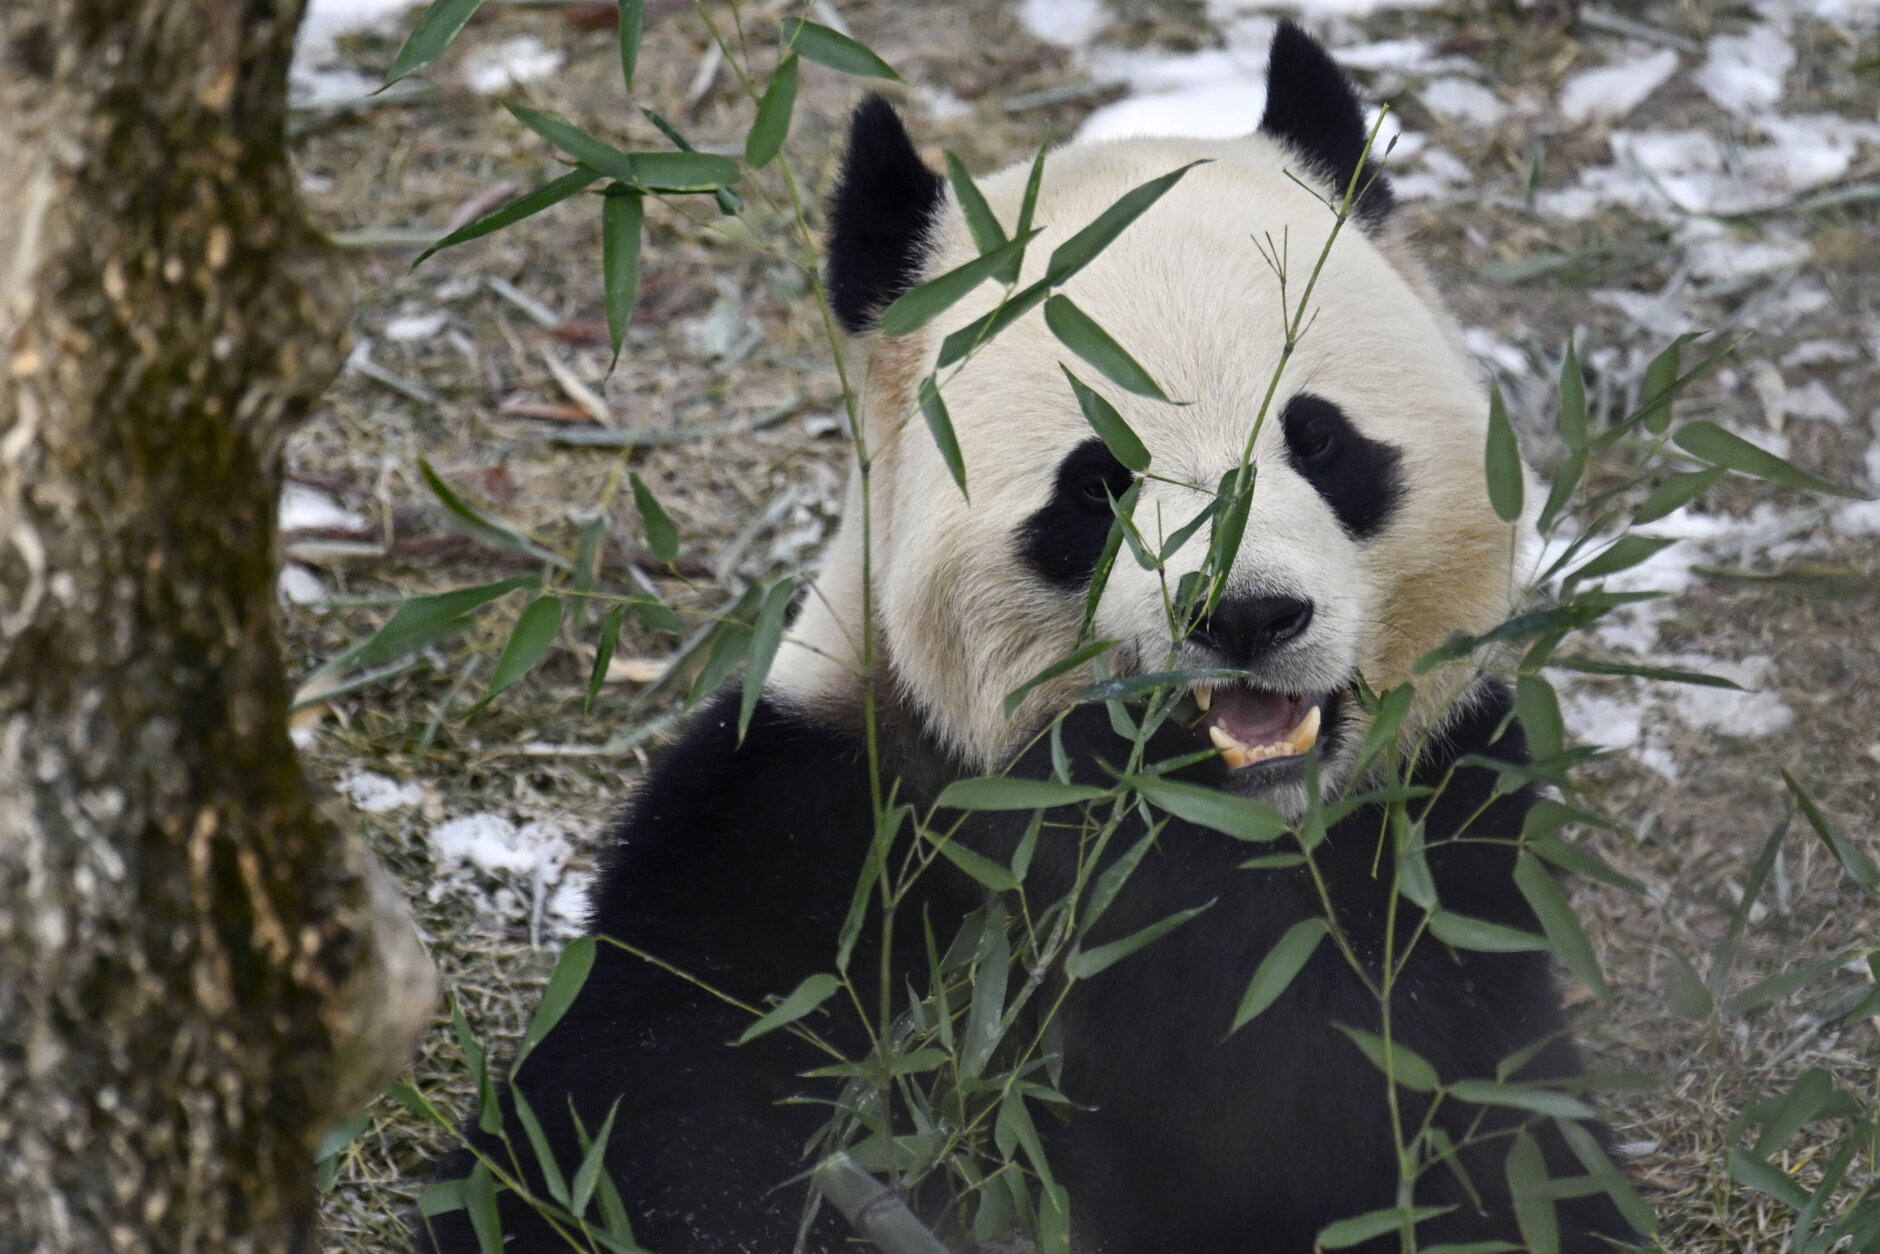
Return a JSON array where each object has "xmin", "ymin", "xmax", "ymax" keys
[{"xmin": 1192, "ymin": 685, "xmax": 1328, "ymax": 770}]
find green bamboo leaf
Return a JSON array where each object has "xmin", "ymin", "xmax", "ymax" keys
[
  {"xmin": 1727, "ymin": 1147, "xmax": 1810, "ymax": 1208},
  {"xmin": 601, "ymin": 187, "xmax": 643, "ymax": 366},
  {"xmin": 512, "ymin": 937, "xmax": 596, "ymax": 1077},
  {"xmin": 882, "ymin": 233, "xmax": 1038, "ymax": 337},
  {"xmin": 1558, "ymin": 341, "xmax": 1586, "ymax": 453},
  {"xmin": 918, "ymin": 376, "xmax": 969, "ymax": 498},
  {"xmin": 1667, "ymin": 947, "xmax": 1715, "ymax": 1020},
  {"xmin": 1061, "ymin": 366, "xmax": 1150, "ymax": 472},
  {"xmin": 736, "ymin": 972, "xmax": 841, "ymax": 1044},
  {"xmin": 1537, "ymin": 449, "xmax": 1586, "ymax": 534},
  {"xmin": 1751, "ymin": 1067, "xmax": 1836, "ymax": 1158},
  {"xmin": 1674, "ymin": 420, "xmax": 1858, "ymax": 497},
  {"xmin": 1045, "ymin": 160, "xmax": 1208, "ymax": 286},
  {"xmin": 1427, "ymin": 911, "xmax": 1548, "ymax": 953},
  {"xmin": 996, "ymin": 1087, "xmax": 1055, "ymax": 1187},
  {"xmin": 629, "ymin": 472, "xmax": 679, "ymax": 563},
  {"xmin": 1514, "ymin": 853, "xmax": 1611, "ymax": 1004},
  {"xmin": 962, "ymin": 925, "xmax": 1011, "ymax": 1078},
  {"xmin": 1506, "ymin": 1130, "xmax": 1560, "ymax": 1254},
  {"xmin": 1783, "ymin": 768, "xmax": 1879, "ymax": 891},
  {"xmin": 1039, "ymin": 1182, "xmax": 1072, "ymax": 1254},
  {"xmin": 935, "ymin": 777, "xmax": 1110, "ymax": 811},
  {"xmin": 416, "ymin": 1176, "xmax": 466, "ymax": 1215},
  {"xmin": 507, "ymin": 104, "xmax": 636, "ymax": 181},
  {"xmin": 1318, "ymin": 1207, "xmax": 1454, "ymax": 1250},
  {"xmin": 1334, "ymin": 1024, "xmax": 1441, "ymax": 1091},
  {"xmin": 463, "ymin": 1162, "xmax": 504, "ymax": 1254},
  {"xmin": 1594, "ymin": 332, "xmax": 1744, "ymax": 453},
  {"xmin": 347, "ymin": 576, "xmax": 538, "ymax": 670},
  {"xmin": 1634, "ymin": 465, "xmax": 1725, "ymax": 525},
  {"xmin": 414, "ymin": 168, "xmax": 601, "ymax": 267},
  {"xmin": 1708, "ymin": 814, "xmax": 1789, "ymax": 996},
  {"xmin": 932, "ymin": 838, "xmax": 1020, "ymax": 892},
  {"xmin": 1526, "ymin": 834, "xmax": 1642, "ymax": 895},
  {"xmin": 509, "ymin": 1088, "xmax": 571, "ymax": 1205},
  {"xmin": 626, "ymin": 150, "xmax": 742, "ymax": 192},
  {"xmin": 1514, "ymin": 674, "xmax": 1565, "ymax": 761},
  {"xmin": 617, "ymin": 0, "xmax": 643, "ymax": 92},
  {"xmin": 386, "ymin": 0, "xmax": 488, "ymax": 85},
  {"xmin": 570, "ymin": 1098, "xmax": 621, "ymax": 1215},
  {"xmin": 946, "ymin": 152, "xmax": 1009, "ymax": 257},
  {"xmin": 1044, "ymin": 295, "xmax": 1171, "ymax": 401},
  {"xmin": 1080, "ymin": 481, "xmax": 1139, "ymax": 640},
  {"xmin": 638, "ymin": 107, "xmax": 742, "ymax": 212},
  {"xmin": 1484, "ymin": 382, "xmax": 1524, "ymax": 523},
  {"xmin": 1065, "ymin": 901, "xmax": 1213, "ymax": 978},
  {"xmin": 586, "ymin": 603, "xmax": 629, "ymax": 713},
  {"xmin": 1723, "ymin": 951, "xmax": 1858, "ymax": 1015},
  {"xmin": 1635, "ymin": 335, "xmax": 1689, "ymax": 436},
  {"xmin": 1449, "ymin": 1080, "xmax": 1597, "ymax": 1120},
  {"xmin": 485, "ymin": 596, "xmax": 564, "ymax": 701},
  {"xmin": 1350, "ymin": 682, "xmax": 1415, "ymax": 782},
  {"xmin": 745, "ymin": 54, "xmax": 798, "ymax": 168},
  {"xmin": 628, "ymin": 596, "xmax": 682, "ymax": 636},
  {"xmin": 1203, "ymin": 466, "xmax": 1254, "ymax": 613},
  {"xmin": 1231, "ymin": 918, "xmax": 1327, "ymax": 1032},
  {"xmin": 1563, "ymin": 534, "xmax": 1677, "ymax": 590},
  {"xmin": 738, "ymin": 577, "xmax": 797, "ymax": 744},
  {"xmin": 1003, "ymin": 639, "xmax": 1118, "ymax": 717},
  {"xmin": 1077, "ymin": 666, "xmax": 1253, "ymax": 703},
  {"xmin": 1126, "ymin": 772, "xmax": 1290, "ymax": 842},
  {"xmin": 780, "ymin": 18, "xmax": 902, "ymax": 80},
  {"xmin": 420, "ymin": 459, "xmax": 567, "ymax": 566},
  {"xmin": 1544, "ymin": 655, "xmax": 1739, "ymax": 689},
  {"xmin": 936, "ymin": 279, "xmax": 1050, "ymax": 367},
  {"xmin": 1003, "ymin": 144, "xmax": 1048, "ymax": 284}
]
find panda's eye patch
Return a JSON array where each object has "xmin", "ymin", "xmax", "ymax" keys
[
  {"xmin": 1017, "ymin": 439, "xmax": 1135, "ymax": 590},
  {"xmin": 1279, "ymin": 393, "xmax": 1405, "ymax": 539}
]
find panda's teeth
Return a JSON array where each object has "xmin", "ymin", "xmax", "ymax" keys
[
  {"xmin": 1208, "ymin": 725, "xmax": 1242, "ymax": 754},
  {"xmin": 1289, "ymin": 705, "xmax": 1322, "ymax": 754},
  {"xmin": 1194, "ymin": 685, "xmax": 1213, "ymax": 712}
]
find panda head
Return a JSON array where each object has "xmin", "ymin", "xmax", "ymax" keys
[{"xmin": 776, "ymin": 22, "xmax": 1533, "ymax": 814}]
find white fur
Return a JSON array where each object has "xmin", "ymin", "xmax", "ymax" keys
[{"xmin": 774, "ymin": 131, "xmax": 1534, "ymax": 800}]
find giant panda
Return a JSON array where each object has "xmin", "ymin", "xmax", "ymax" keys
[{"xmin": 418, "ymin": 22, "xmax": 1641, "ymax": 1254}]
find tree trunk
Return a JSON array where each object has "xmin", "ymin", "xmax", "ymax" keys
[{"xmin": 0, "ymin": 3, "xmax": 435, "ymax": 1250}]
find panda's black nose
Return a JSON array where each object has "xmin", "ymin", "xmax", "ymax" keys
[{"xmin": 1194, "ymin": 595, "xmax": 1315, "ymax": 661}]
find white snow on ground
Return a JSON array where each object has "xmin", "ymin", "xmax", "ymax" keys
[
  {"xmin": 1017, "ymin": 0, "xmax": 1110, "ymax": 48},
  {"xmin": 428, "ymin": 812, "xmax": 587, "ymax": 933},
  {"xmin": 1557, "ymin": 48, "xmax": 1680, "ymax": 125},
  {"xmin": 340, "ymin": 769, "xmax": 426, "ymax": 813},
  {"xmin": 278, "ymin": 564, "xmax": 327, "ymax": 606},
  {"xmin": 461, "ymin": 35, "xmax": 565, "ymax": 95},
  {"xmin": 1078, "ymin": 47, "xmax": 1270, "ymax": 141},
  {"xmin": 293, "ymin": 0, "xmax": 419, "ymax": 105},
  {"xmin": 280, "ymin": 483, "xmax": 367, "ymax": 532},
  {"xmin": 1418, "ymin": 77, "xmax": 1507, "ymax": 127},
  {"xmin": 1692, "ymin": 23, "xmax": 1795, "ymax": 117},
  {"xmin": 385, "ymin": 310, "xmax": 450, "ymax": 342}
]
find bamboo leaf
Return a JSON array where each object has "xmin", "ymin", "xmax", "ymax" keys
[
  {"xmin": 1334, "ymin": 1024, "xmax": 1441, "ymax": 1091},
  {"xmin": 601, "ymin": 187, "xmax": 643, "ymax": 365},
  {"xmin": 1634, "ymin": 466, "xmax": 1725, "ymax": 525},
  {"xmin": 1231, "ymin": 919, "xmax": 1327, "ymax": 1032},
  {"xmin": 1061, "ymin": 366, "xmax": 1150, "ymax": 472},
  {"xmin": 745, "ymin": 54, "xmax": 798, "ymax": 168},
  {"xmin": 510, "ymin": 1088, "xmax": 571, "ymax": 1205},
  {"xmin": 1514, "ymin": 853, "xmax": 1611, "ymax": 1004},
  {"xmin": 415, "ymin": 168, "xmax": 602, "ymax": 266},
  {"xmin": 738, "ymin": 577, "xmax": 796, "ymax": 744},
  {"xmin": 1635, "ymin": 336, "xmax": 1689, "ymax": 436},
  {"xmin": 1065, "ymin": 901, "xmax": 1213, "ymax": 978},
  {"xmin": 386, "ymin": 0, "xmax": 488, "ymax": 85},
  {"xmin": 629, "ymin": 472, "xmax": 679, "ymax": 563},
  {"xmin": 910, "ymin": 376, "xmax": 969, "ymax": 497},
  {"xmin": 936, "ymin": 777, "xmax": 1110, "ymax": 811},
  {"xmin": 1558, "ymin": 341, "xmax": 1586, "ymax": 453},
  {"xmin": 1674, "ymin": 420, "xmax": 1858, "ymax": 497},
  {"xmin": 1485, "ymin": 382, "xmax": 1525, "ymax": 522},
  {"xmin": 1003, "ymin": 639, "xmax": 1118, "ymax": 717},
  {"xmin": 1449, "ymin": 1080, "xmax": 1597, "ymax": 1120},
  {"xmin": 1723, "ymin": 951, "xmax": 1857, "ymax": 1015},
  {"xmin": 507, "ymin": 104, "xmax": 636, "ymax": 181},
  {"xmin": 1727, "ymin": 1147, "xmax": 1810, "ymax": 1208},
  {"xmin": 1544, "ymin": 655, "xmax": 1740, "ymax": 689},
  {"xmin": 1783, "ymin": 768, "xmax": 1879, "ymax": 891},
  {"xmin": 936, "ymin": 279, "xmax": 1051, "ymax": 367},
  {"xmin": 1127, "ymin": 772, "xmax": 1290, "ymax": 842},
  {"xmin": 485, "ymin": 596, "xmax": 564, "ymax": 701},
  {"xmin": 736, "ymin": 973, "xmax": 841, "ymax": 1045},
  {"xmin": 585, "ymin": 603, "xmax": 629, "ymax": 713},
  {"xmin": 463, "ymin": 1162, "xmax": 504, "ymax": 1254},
  {"xmin": 512, "ymin": 937, "xmax": 597, "ymax": 1077},
  {"xmin": 1506, "ymin": 1130, "xmax": 1560, "ymax": 1254},
  {"xmin": 962, "ymin": 925, "xmax": 1011, "ymax": 1078},
  {"xmin": 617, "ymin": 0, "xmax": 643, "ymax": 92},
  {"xmin": 1044, "ymin": 295, "xmax": 1171, "ymax": 400},
  {"xmin": 1708, "ymin": 814, "xmax": 1789, "ymax": 996},
  {"xmin": 1319, "ymin": 1207, "xmax": 1455, "ymax": 1250},
  {"xmin": 1350, "ymin": 682, "xmax": 1415, "ymax": 782},
  {"xmin": 1003, "ymin": 144, "xmax": 1048, "ymax": 284},
  {"xmin": 1045, "ymin": 161, "xmax": 1208, "ymax": 286},
  {"xmin": 1428, "ymin": 911, "xmax": 1548, "ymax": 953},
  {"xmin": 1537, "ymin": 449, "xmax": 1585, "ymax": 534},
  {"xmin": 781, "ymin": 18, "xmax": 901, "ymax": 80},
  {"xmin": 420, "ymin": 459, "xmax": 567, "ymax": 566},
  {"xmin": 1514, "ymin": 674, "xmax": 1565, "ymax": 761},
  {"xmin": 945, "ymin": 152, "xmax": 1009, "ymax": 257},
  {"xmin": 880, "ymin": 234, "xmax": 1038, "ymax": 337},
  {"xmin": 347, "ymin": 576, "xmax": 538, "ymax": 670},
  {"xmin": 570, "ymin": 1098, "xmax": 621, "ymax": 1215},
  {"xmin": 1563, "ymin": 535, "xmax": 1677, "ymax": 589},
  {"xmin": 625, "ymin": 150, "xmax": 743, "ymax": 192},
  {"xmin": 1667, "ymin": 947, "xmax": 1715, "ymax": 1020},
  {"xmin": 1080, "ymin": 481, "xmax": 1139, "ymax": 640},
  {"xmin": 933, "ymin": 837, "xmax": 1020, "ymax": 892}
]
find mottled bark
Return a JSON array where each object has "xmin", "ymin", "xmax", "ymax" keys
[{"xmin": 0, "ymin": 3, "xmax": 434, "ymax": 1251}]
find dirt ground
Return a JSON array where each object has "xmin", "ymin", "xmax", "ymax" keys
[{"xmin": 285, "ymin": 1, "xmax": 1880, "ymax": 1249}]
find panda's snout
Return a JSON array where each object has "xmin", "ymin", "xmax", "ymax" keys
[{"xmin": 1192, "ymin": 594, "xmax": 1314, "ymax": 664}]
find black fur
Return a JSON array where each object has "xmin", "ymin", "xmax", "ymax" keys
[
  {"xmin": 418, "ymin": 685, "xmax": 1637, "ymax": 1253},
  {"xmin": 1258, "ymin": 20, "xmax": 1397, "ymax": 227},
  {"xmin": 825, "ymin": 96, "xmax": 947, "ymax": 333},
  {"xmin": 1016, "ymin": 438, "xmax": 1137, "ymax": 590},
  {"xmin": 1282, "ymin": 391, "xmax": 1406, "ymax": 538}
]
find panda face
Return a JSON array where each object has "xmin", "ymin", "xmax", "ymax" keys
[{"xmin": 776, "ymin": 36, "xmax": 1533, "ymax": 812}]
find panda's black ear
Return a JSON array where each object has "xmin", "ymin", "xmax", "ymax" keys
[
  {"xmin": 1258, "ymin": 20, "xmax": 1395, "ymax": 227},
  {"xmin": 825, "ymin": 96, "xmax": 947, "ymax": 334}
]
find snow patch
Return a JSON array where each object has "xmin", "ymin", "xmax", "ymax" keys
[
  {"xmin": 340, "ymin": 770, "xmax": 426, "ymax": 813},
  {"xmin": 1831, "ymin": 498, "xmax": 1880, "ymax": 536},
  {"xmin": 1418, "ymin": 77, "xmax": 1507, "ymax": 127},
  {"xmin": 385, "ymin": 310, "xmax": 449, "ymax": 342},
  {"xmin": 278, "ymin": 564, "xmax": 326, "ymax": 606},
  {"xmin": 431, "ymin": 813, "xmax": 573, "ymax": 878},
  {"xmin": 1693, "ymin": 24, "xmax": 1794, "ymax": 117},
  {"xmin": 280, "ymin": 483, "xmax": 366, "ymax": 532},
  {"xmin": 1018, "ymin": 0, "xmax": 1110, "ymax": 47},
  {"xmin": 1558, "ymin": 48, "xmax": 1680, "ymax": 125},
  {"xmin": 461, "ymin": 36, "xmax": 564, "ymax": 95},
  {"xmin": 1077, "ymin": 47, "xmax": 1268, "ymax": 140},
  {"xmin": 1665, "ymin": 655, "xmax": 1793, "ymax": 738}
]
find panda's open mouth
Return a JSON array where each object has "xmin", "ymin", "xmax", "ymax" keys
[{"xmin": 1192, "ymin": 685, "xmax": 1331, "ymax": 770}]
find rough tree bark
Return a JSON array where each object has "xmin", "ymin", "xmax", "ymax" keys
[{"xmin": 0, "ymin": 3, "xmax": 434, "ymax": 1250}]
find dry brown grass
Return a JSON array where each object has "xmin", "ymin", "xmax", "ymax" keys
[{"xmin": 289, "ymin": 1, "xmax": 1880, "ymax": 1249}]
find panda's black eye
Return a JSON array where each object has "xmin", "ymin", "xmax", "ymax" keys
[
  {"xmin": 1279, "ymin": 392, "xmax": 1406, "ymax": 540},
  {"xmin": 1016, "ymin": 439, "xmax": 1134, "ymax": 590}
]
